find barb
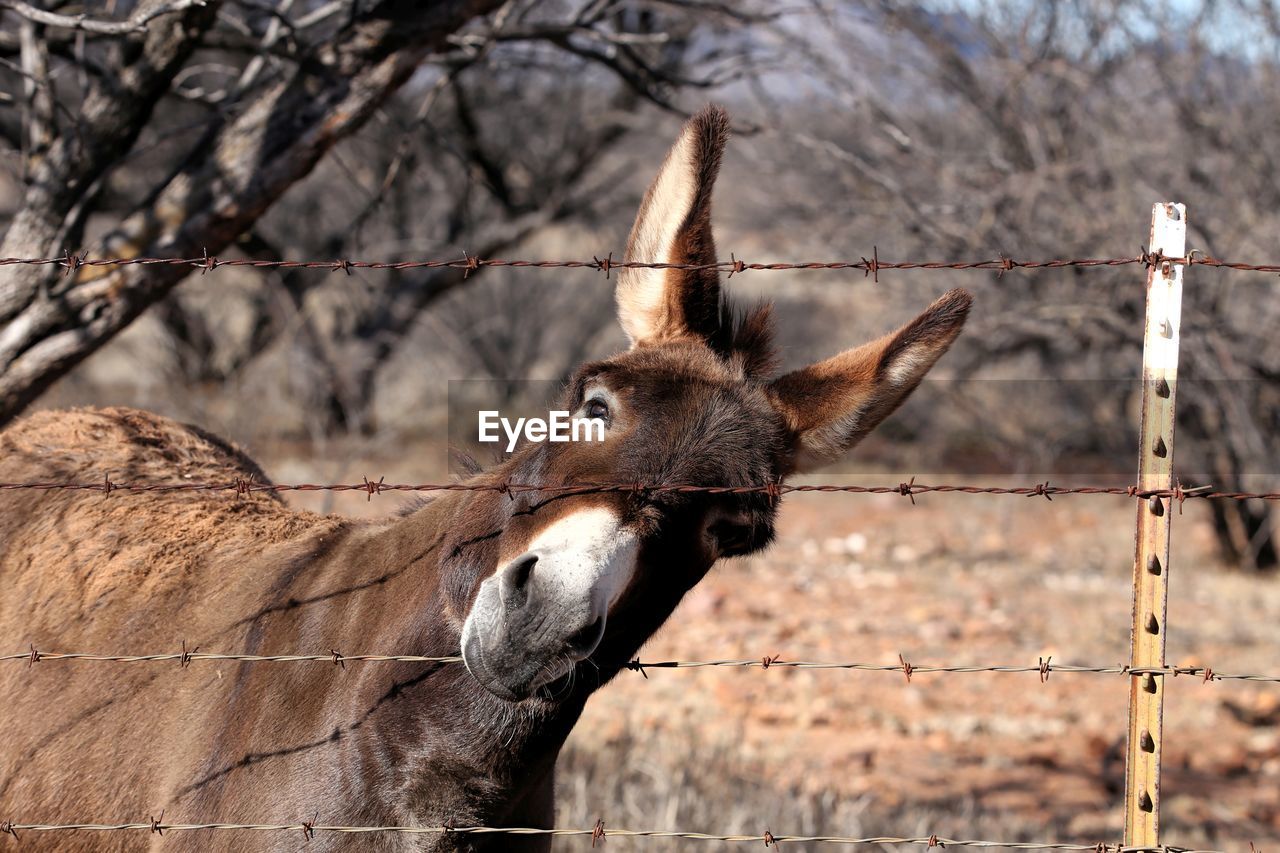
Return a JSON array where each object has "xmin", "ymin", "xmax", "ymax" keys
[
  {"xmin": 0, "ymin": 479, "xmax": 1277, "ymax": 501},
  {"xmin": 0, "ymin": 821, "xmax": 1229, "ymax": 850},
  {"xmin": 3, "ymin": 652, "xmax": 1277, "ymax": 682},
  {"xmin": 3, "ymin": 251, "xmax": 1280, "ymax": 278}
]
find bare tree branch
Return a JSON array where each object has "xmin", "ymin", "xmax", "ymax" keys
[
  {"xmin": 0, "ymin": 0, "xmax": 506, "ymax": 422},
  {"xmin": 0, "ymin": 0, "xmax": 212, "ymax": 36}
]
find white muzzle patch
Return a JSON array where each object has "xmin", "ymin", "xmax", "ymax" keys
[
  {"xmin": 461, "ymin": 506, "xmax": 640, "ymax": 700},
  {"xmin": 514, "ymin": 506, "xmax": 639, "ymax": 612}
]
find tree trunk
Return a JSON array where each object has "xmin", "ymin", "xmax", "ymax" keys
[
  {"xmin": 0, "ymin": 0, "xmax": 504, "ymax": 427},
  {"xmin": 1208, "ymin": 495, "xmax": 1278, "ymax": 573}
]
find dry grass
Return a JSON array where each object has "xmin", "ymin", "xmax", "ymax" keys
[{"xmin": 555, "ymin": 730, "xmax": 1063, "ymax": 852}]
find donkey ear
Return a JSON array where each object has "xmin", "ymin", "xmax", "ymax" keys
[
  {"xmin": 616, "ymin": 105, "xmax": 729, "ymax": 348},
  {"xmin": 768, "ymin": 289, "xmax": 972, "ymax": 474}
]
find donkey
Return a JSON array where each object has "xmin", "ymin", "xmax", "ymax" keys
[{"xmin": 0, "ymin": 105, "xmax": 970, "ymax": 851}]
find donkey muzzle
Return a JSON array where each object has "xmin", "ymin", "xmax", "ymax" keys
[
  {"xmin": 461, "ymin": 508, "xmax": 638, "ymax": 701},
  {"xmin": 462, "ymin": 552, "xmax": 607, "ymax": 701}
]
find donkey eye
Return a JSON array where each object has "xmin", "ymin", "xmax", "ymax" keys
[
  {"xmin": 584, "ymin": 398, "xmax": 609, "ymax": 420},
  {"xmin": 709, "ymin": 520, "xmax": 755, "ymax": 556}
]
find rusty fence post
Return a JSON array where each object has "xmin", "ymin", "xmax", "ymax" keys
[{"xmin": 1123, "ymin": 202, "xmax": 1185, "ymax": 846}]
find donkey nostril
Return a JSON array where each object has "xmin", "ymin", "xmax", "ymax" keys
[
  {"xmin": 509, "ymin": 553, "xmax": 537, "ymax": 589},
  {"xmin": 565, "ymin": 615, "xmax": 605, "ymax": 657},
  {"xmin": 499, "ymin": 553, "xmax": 538, "ymax": 607}
]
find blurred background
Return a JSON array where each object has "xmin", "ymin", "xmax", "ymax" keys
[{"xmin": 1, "ymin": 0, "xmax": 1278, "ymax": 848}]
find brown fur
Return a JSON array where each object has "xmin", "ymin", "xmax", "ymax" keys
[{"xmin": 0, "ymin": 106, "xmax": 971, "ymax": 852}]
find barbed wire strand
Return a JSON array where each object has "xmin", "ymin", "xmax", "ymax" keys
[
  {"xmin": 1, "ymin": 651, "xmax": 1273, "ymax": 683},
  {"xmin": 3, "ymin": 249, "xmax": 1280, "ymax": 279},
  {"xmin": 0, "ymin": 821, "xmax": 1230, "ymax": 850},
  {"xmin": 4, "ymin": 248, "xmax": 1280, "ymax": 280},
  {"xmin": 0, "ymin": 478, "xmax": 1275, "ymax": 502}
]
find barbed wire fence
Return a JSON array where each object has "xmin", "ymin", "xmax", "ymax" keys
[
  {"xmin": 0, "ymin": 821, "xmax": 1239, "ymax": 851},
  {"xmin": 0, "ymin": 478, "xmax": 1277, "ymax": 500},
  {"xmin": 4, "ymin": 246, "xmax": 1280, "ymax": 280},
  {"xmin": 1, "ymin": 203, "xmax": 1276, "ymax": 850},
  {"xmin": 4, "ymin": 650, "xmax": 1280, "ymax": 683}
]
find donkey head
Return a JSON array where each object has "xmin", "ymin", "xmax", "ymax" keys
[{"xmin": 460, "ymin": 105, "xmax": 971, "ymax": 702}]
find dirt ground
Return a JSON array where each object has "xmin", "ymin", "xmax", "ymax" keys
[{"xmin": 264, "ymin": 433, "xmax": 1278, "ymax": 851}]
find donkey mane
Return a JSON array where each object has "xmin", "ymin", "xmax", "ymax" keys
[{"xmin": 708, "ymin": 300, "xmax": 778, "ymax": 379}]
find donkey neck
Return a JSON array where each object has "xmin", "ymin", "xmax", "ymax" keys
[{"xmin": 330, "ymin": 479, "xmax": 592, "ymax": 827}]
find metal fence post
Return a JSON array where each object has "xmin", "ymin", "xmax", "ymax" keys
[{"xmin": 1123, "ymin": 202, "xmax": 1186, "ymax": 847}]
